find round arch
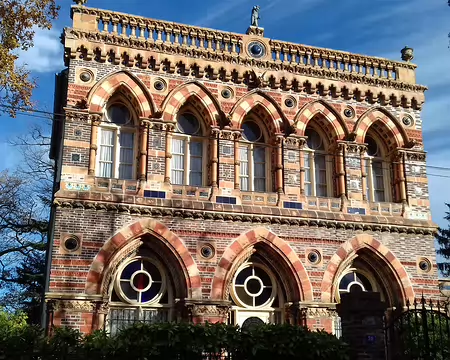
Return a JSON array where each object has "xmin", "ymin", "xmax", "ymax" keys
[
  {"xmin": 87, "ymin": 70, "xmax": 155, "ymax": 117},
  {"xmin": 321, "ymin": 234, "xmax": 414, "ymax": 304},
  {"xmin": 293, "ymin": 100, "xmax": 348, "ymax": 143},
  {"xmin": 84, "ymin": 219, "xmax": 201, "ymax": 299},
  {"xmin": 353, "ymin": 107, "xmax": 409, "ymax": 150},
  {"xmin": 161, "ymin": 81, "xmax": 223, "ymax": 127},
  {"xmin": 210, "ymin": 227, "xmax": 313, "ymax": 301},
  {"xmin": 229, "ymin": 91, "xmax": 290, "ymax": 134}
]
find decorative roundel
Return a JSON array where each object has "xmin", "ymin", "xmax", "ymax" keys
[
  {"xmin": 221, "ymin": 88, "xmax": 233, "ymax": 99},
  {"xmin": 418, "ymin": 258, "xmax": 431, "ymax": 273},
  {"xmin": 344, "ymin": 107, "xmax": 354, "ymax": 118},
  {"xmin": 79, "ymin": 71, "xmax": 92, "ymax": 83},
  {"xmin": 154, "ymin": 79, "xmax": 166, "ymax": 91},
  {"xmin": 248, "ymin": 41, "xmax": 266, "ymax": 59},
  {"xmin": 63, "ymin": 236, "xmax": 80, "ymax": 252},
  {"xmin": 200, "ymin": 244, "xmax": 215, "ymax": 259},
  {"xmin": 307, "ymin": 250, "xmax": 321, "ymax": 265},
  {"xmin": 402, "ymin": 116, "xmax": 413, "ymax": 127},
  {"xmin": 284, "ymin": 97, "xmax": 296, "ymax": 108}
]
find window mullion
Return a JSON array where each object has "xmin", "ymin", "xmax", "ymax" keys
[
  {"xmin": 185, "ymin": 137, "xmax": 190, "ymax": 185},
  {"xmin": 115, "ymin": 129, "xmax": 120, "ymax": 179},
  {"xmin": 249, "ymin": 144, "xmax": 254, "ymax": 192},
  {"xmin": 368, "ymin": 158, "xmax": 374, "ymax": 202},
  {"xmin": 310, "ymin": 152, "xmax": 316, "ymax": 197}
]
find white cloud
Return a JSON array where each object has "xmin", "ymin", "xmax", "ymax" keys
[{"xmin": 15, "ymin": 27, "xmax": 63, "ymax": 73}]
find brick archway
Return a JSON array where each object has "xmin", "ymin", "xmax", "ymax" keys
[
  {"xmin": 211, "ymin": 227, "xmax": 313, "ymax": 301},
  {"xmin": 84, "ymin": 219, "xmax": 201, "ymax": 298},
  {"xmin": 229, "ymin": 91, "xmax": 288, "ymax": 134},
  {"xmin": 321, "ymin": 234, "xmax": 414, "ymax": 303},
  {"xmin": 353, "ymin": 107, "xmax": 409, "ymax": 151},
  {"xmin": 87, "ymin": 70, "xmax": 155, "ymax": 117},
  {"xmin": 161, "ymin": 81, "xmax": 222, "ymax": 127},
  {"xmin": 293, "ymin": 100, "xmax": 347, "ymax": 142}
]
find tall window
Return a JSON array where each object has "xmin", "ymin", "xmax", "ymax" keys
[
  {"xmin": 108, "ymin": 257, "xmax": 174, "ymax": 335},
  {"xmin": 171, "ymin": 113, "xmax": 204, "ymax": 186},
  {"xmin": 240, "ymin": 121, "xmax": 267, "ymax": 192},
  {"xmin": 303, "ymin": 128, "xmax": 329, "ymax": 197},
  {"xmin": 97, "ymin": 104, "xmax": 135, "ymax": 179},
  {"xmin": 364, "ymin": 136, "xmax": 390, "ymax": 202}
]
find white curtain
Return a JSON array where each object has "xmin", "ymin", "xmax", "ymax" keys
[
  {"xmin": 98, "ymin": 129, "xmax": 114, "ymax": 178},
  {"xmin": 171, "ymin": 138, "xmax": 185, "ymax": 185},
  {"xmin": 189, "ymin": 141, "xmax": 203, "ymax": 186},
  {"xmin": 239, "ymin": 146, "xmax": 249, "ymax": 191},
  {"xmin": 119, "ymin": 132, "xmax": 134, "ymax": 180},
  {"xmin": 253, "ymin": 146, "xmax": 266, "ymax": 192}
]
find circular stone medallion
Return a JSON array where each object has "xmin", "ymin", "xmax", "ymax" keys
[{"xmin": 248, "ymin": 41, "xmax": 266, "ymax": 59}]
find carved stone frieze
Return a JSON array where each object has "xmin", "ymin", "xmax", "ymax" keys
[
  {"xmin": 299, "ymin": 307, "xmax": 338, "ymax": 318},
  {"xmin": 47, "ymin": 299, "xmax": 96, "ymax": 312},
  {"xmin": 400, "ymin": 150, "xmax": 427, "ymax": 162},
  {"xmin": 285, "ymin": 135, "xmax": 307, "ymax": 148},
  {"xmin": 345, "ymin": 142, "xmax": 367, "ymax": 154},
  {"xmin": 187, "ymin": 303, "xmax": 231, "ymax": 318},
  {"xmin": 65, "ymin": 109, "xmax": 101, "ymax": 124}
]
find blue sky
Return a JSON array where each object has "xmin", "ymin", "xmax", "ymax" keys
[{"xmin": 1, "ymin": 0, "xmax": 449, "ymax": 227}]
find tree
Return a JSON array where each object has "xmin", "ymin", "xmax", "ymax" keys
[
  {"xmin": 0, "ymin": 0, "xmax": 59, "ymax": 117},
  {"xmin": 436, "ymin": 203, "xmax": 450, "ymax": 276}
]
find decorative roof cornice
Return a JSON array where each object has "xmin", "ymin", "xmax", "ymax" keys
[{"xmin": 53, "ymin": 198, "xmax": 437, "ymax": 235}]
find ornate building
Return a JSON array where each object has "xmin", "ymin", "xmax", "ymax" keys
[{"xmin": 45, "ymin": 2, "xmax": 438, "ymax": 334}]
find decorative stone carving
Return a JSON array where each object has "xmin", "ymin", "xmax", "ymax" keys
[
  {"xmin": 401, "ymin": 46, "xmax": 414, "ymax": 62},
  {"xmin": 73, "ymin": 0, "xmax": 88, "ymax": 5},
  {"xmin": 49, "ymin": 299, "xmax": 96, "ymax": 312},
  {"xmin": 187, "ymin": 303, "xmax": 231, "ymax": 318},
  {"xmin": 250, "ymin": 5, "xmax": 260, "ymax": 27}
]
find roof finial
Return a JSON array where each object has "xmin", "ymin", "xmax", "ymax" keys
[{"xmin": 73, "ymin": 0, "xmax": 88, "ymax": 5}]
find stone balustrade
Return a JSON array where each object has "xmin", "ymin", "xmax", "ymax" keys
[{"xmin": 71, "ymin": 5, "xmax": 418, "ymax": 84}]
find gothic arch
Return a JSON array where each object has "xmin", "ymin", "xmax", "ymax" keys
[
  {"xmin": 353, "ymin": 107, "xmax": 409, "ymax": 151},
  {"xmin": 87, "ymin": 70, "xmax": 155, "ymax": 117},
  {"xmin": 161, "ymin": 81, "xmax": 223, "ymax": 127},
  {"xmin": 211, "ymin": 227, "xmax": 313, "ymax": 301},
  {"xmin": 321, "ymin": 234, "xmax": 414, "ymax": 304},
  {"xmin": 293, "ymin": 100, "xmax": 348, "ymax": 143},
  {"xmin": 84, "ymin": 219, "xmax": 201, "ymax": 299},
  {"xmin": 229, "ymin": 91, "xmax": 289, "ymax": 134}
]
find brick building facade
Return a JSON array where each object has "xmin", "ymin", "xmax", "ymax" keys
[{"xmin": 44, "ymin": 2, "xmax": 438, "ymax": 334}]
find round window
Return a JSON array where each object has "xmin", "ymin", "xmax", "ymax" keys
[
  {"xmin": 365, "ymin": 136, "xmax": 379, "ymax": 156},
  {"xmin": 107, "ymin": 105, "xmax": 131, "ymax": 125},
  {"xmin": 338, "ymin": 270, "xmax": 373, "ymax": 298},
  {"xmin": 232, "ymin": 263, "xmax": 276, "ymax": 308},
  {"xmin": 177, "ymin": 113, "xmax": 201, "ymax": 135},
  {"xmin": 242, "ymin": 121, "xmax": 263, "ymax": 142},
  {"xmin": 116, "ymin": 258, "xmax": 165, "ymax": 304},
  {"xmin": 305, "ymin": 128, "xmax": 324, "ymax": 150}
]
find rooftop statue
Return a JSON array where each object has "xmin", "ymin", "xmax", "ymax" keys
[
  {"xmin": 73, "ymin": 0, "xmax": 88, "ymax": 5},
  {"xmin": 251, "ymin": 6, "xmax": 260, "ymax": 27}
]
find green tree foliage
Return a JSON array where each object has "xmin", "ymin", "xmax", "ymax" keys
[
  {"xmin": 0, "ymin": 0, "xmax": 59, "ymax": 116},
  {"xmin": 436, "ymin": 203, "xmax": 450, "ymax": 276},
  {"xmin": 0, "ymin": 322, "xmax": 350, "ymax": 360}
]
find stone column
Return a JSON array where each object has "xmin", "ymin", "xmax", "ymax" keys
[
  {"xmin": 336, "ymin": 292, "xmax": 387, "ymax": 360},
  {"xmin": 336, "ymin": 142, "xmax": 347, "ymax": 200},
  {"xmin": 233, "ymin": 130, "xmax": 242, "ymax": 190},
  {"xmin": 164, "ymin": 123, "xmax": 175, "ymax": 184},
  {"xmin": 275, "ymin": 134, "xmax": 284, "ymax": 195},
  {"xmin": 210, "ymin": 127, "xmax": 220, "ymax": 188},
  {"xmin": 88, "ymin": 114, "xmax": 101, "ymax": 176},
  {"xmin": 138, "ymin": 119, "xmax": 149, "ymax": 181},
  {"xmin": 393, "ymin": 151, "xmax": 407, "ymax": 204}
]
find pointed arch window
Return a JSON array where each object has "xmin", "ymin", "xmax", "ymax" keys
[
  {"xmin": 239, "ymin": 120, "xmax": 268, "ymax": 192},
  {"xmin": 97, "ymin": 104, "xmax": 136, "ymax": 179},
  {"xmin": 108, "ymin": 256, "xmax": 174, "ymax": 335},
  {"xmin": 171, "ymin": 112, "xmax": 205, "ymax": 186},
  {"xmin": 303, "ymin": 128, "xmax": 331, "ymax": 197},
  {"xmin": 364, "ymin": 135, "xmax": 391, "ymax": 202}
]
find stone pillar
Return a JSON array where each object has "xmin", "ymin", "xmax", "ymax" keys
[
  {"xmin": 336, "ymin": 142, "xmax": 347, "ymax": 199},
  {"xmin": 233, "ymin": 130, "xmax": 242, "ymax": 190},
  {"xmin": 138, "ymin": 120, "xmax": 149, "ymax": 181},
  {"xmin": 210, "ymin": 127, "xmax": 220, "ymax": 188},
  {"xmin": 337, "ymin": 292, "xmax": 387, "ymax": 360},
  {"xmin": 393, "ymin": 151, "xmax": 407, "ymax": 204},
  {"xmin": 88, "ymin": 114, "xmax": 101, "ymax": 176},
  {"xmin": 275, "ymin": 134, "xmax": 284, "ymax": 195},
  {"xmin": 164, "ymin": 123, "xmax": 175, "ymax": 183}
]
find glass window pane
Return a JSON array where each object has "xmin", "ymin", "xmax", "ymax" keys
[
  {"xmin": 239, "ymin": 147, "xmax": 249, "ymax": 191},
  {"xmin": 98, "ymin": 129, "xmax": 115, "ymax": 178},
  {"xmin": 189, "ymin": 141, "xmax": 203, "ymax": 186},
  {"xmin": 171, "ymin": 139, "xmax": 185, "ymax": 185}
]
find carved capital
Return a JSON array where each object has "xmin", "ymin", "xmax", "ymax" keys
[
  {"xmin": 398, "ymin": 149, "xmax": 426, "ymax": 162},
  {"xmin": 49, "ymin": 299, "xmax": 96, "ymax": 312},
  {"xmin": 187, "ymin": 303, "xmax": 231, "ymax": 318},
  {"xmin": 285, "ymin": 135, "xmax": 307, "ymax": 148}
]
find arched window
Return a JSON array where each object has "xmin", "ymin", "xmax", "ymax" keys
[
  {"xmin": 304, "ymin": 127, "xmax": 330, "ymax": 197},
  {"xmin": 229, "ymin": 261, "xmax": 284, "ymax": 327},
  {"xmin": 171, "ymin": 112, "xmax": 205, "ymax": 186},
  {"xmin": 97, "ymin": 103, "xmax": 136, "ymax": 179},
  {"xmin": 239, "ymin": 120, "xmax": 268, "ymax": 192},
  {"xmin": 108, "ymin": 256, "xmax": 174, "ymax": 335},
  {"xmin": 364, "ymin": 135, "xmax": 391, "ymax": 202}
]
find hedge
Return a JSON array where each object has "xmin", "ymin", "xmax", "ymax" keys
[{"xmin": 0, "ymin": 322, "xmax": 349, "ymax": 360}]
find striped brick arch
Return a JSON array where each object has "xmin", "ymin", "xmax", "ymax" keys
[
  {"xmin": 161, "ymin": 82, "xmax": 222, "ymax": 127},
  {"xmin": 353, "ymin": 108, "xmax": 409, "ymax": 151},
  {"xmin": 211, "ymin": 227, "xmax": 313, "ymax": 301},
  {"xmin": 294, "ymin": 100, "xmax": 347, "ymax": 142},
  {"xmin": 88, "ymin": 71, "xmax": 155, "ymax": 117},
  {"xmin": 229, "ymin": 92, "xmax": 287, "ymax": 134},
  {"xmin": 320, "ymin": 234, "xmax": 414, "ymax": 304},
  {"xmin": 84, "ymin": 219, "xmax": 201, "ymax": 299}
]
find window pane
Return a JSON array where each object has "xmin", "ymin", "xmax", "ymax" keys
[
  {"xmin": 189, "ymin": 141, "xmax": 203, "ymax": 186},
  {"xmin": 254, "ymin": 147, "xmax": 266, "ymax": 192},
  {"xmin": 119, "ymin": 132, "xmax": 134, "ymax": 180},
  {"xmin": 98, "ymin": 129, "xmax": 114, "ymax": 178},
  {"xmin": 171, "ymin": 139, "xmax": 185, "ymax": 185},
  {"xmin": 304, "ymin": 152, "xmax": 311, "ymax": 195},
  {"xmin": 315, "ymin": 154, "xmax": 327, "ymax": 197},
  {"xmin": 239, "ymin": 147, "xmax": 249, "ymax": 191}
]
